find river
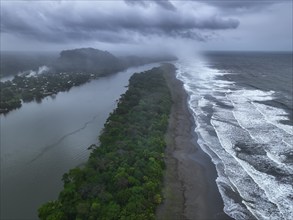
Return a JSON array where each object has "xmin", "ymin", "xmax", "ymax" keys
[{"xmin": 0, "ymin": 63, "xmax": 160, "ymax": 219}]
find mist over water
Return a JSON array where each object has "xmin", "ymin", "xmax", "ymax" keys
[
  {"xmin": 0, "ymin": 51, "xmax": 58, "ymax": 77},
  {"xmin": 176, "ymin": 52, "xmax": 293, "ymax": 220},
  {"xmin": 1, "ymin": 48, "xmax": 292, "ymax": 220},
  {"xmin": 1, "ymin": 0, "xmax": 292, "ymax": 219}
]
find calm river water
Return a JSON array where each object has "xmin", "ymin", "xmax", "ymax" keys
[{"xmin": 0, "ymin": 63, "xmax": 160, "ymax": 219}]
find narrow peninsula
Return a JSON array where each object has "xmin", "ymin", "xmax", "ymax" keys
[
  {"xmin": 39, "ymin": 65, "xmax": 173, "ymax": 219},
  {"xmin": 38, "ymin": 63, "xmax": 228, "ymax": 220}
]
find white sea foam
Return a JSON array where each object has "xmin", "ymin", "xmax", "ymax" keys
[
  {"xmin": 225, "ymin": 89, "xmax": 293, "ymax": 218},
  {"xmin": 175, "ymin": 57, "xmax": 293, "ymax": 220},
  {"xmin": 252, "ymin": 102, "xmax": 293, "ymax": 135},
  {"xmin": 211, "ymin": 117, "xmax": 291, "ymax": 219},
  {"xmin": 227, "ymin": 91, "xmax": 293, "ymax": 167}
]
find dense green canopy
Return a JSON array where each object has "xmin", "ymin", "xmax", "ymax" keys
[{"xmin": 38, "ymin": 65, "xmax": 173, "ymax": 220}]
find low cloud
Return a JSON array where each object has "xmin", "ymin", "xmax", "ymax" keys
[
  {"xmin": 125, "ymin": 0, "xmax": 287, "ymax": 11},
  {"xmin": 124, "ymin": 0, "xmax": 176, "ymax": 11},
  {"xmin": 198, "ymin": 0, "xmax": 290, "ymax": 8},
  {"xmin": 1, "ymin": 1, "xmax": 239, "ymax": 44},
  {"xmin": 1, "ymin": 0, "xmax": 291, "ymax": 52}
]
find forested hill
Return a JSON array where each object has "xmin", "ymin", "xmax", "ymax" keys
[
  {"xmin": 54, "ymin": 48, "xmax": 177, "ymax": 74},
  {"xmin": 0, "ymin": 48, "xmax": 176, "ymax": 114},
  {"xmin": 1, "ymin": 48, "xmax": 177, "ymax": 77},
  {"xmin": 38, "ymin": 64, "xmax": 174, "ymax": 220},
  {"xmin": 54, "ymin": 48, "xmax": 124, "ymax": 74}
]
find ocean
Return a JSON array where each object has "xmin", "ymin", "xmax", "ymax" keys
[{"xmin": 176, "ymin": 52, "xmax": 293, "ymax": 220}]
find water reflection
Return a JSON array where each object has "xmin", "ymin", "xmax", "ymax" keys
[{"xmin": 0, "ymin": 63, "xmax": 160, "ymax": 219}]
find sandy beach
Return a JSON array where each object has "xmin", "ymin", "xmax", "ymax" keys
[{"xmin": 157, "ymin": 64, "xmax": 231, "ymax": 220}]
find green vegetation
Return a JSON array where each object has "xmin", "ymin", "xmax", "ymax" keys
[
  {"xmin": 55, "ymin": 48, "xmax": 124, "ymax": 74},
  {"xmin": 38, "ymin": 65, "xmax": 173, "ymax": 220},
  {"xmin": 0, "ymin": 72, "xmax": 95, "ymax": 113},
  {"xmin": 1, "ymin": 48, "xmax": 176, "ymax": 114}
]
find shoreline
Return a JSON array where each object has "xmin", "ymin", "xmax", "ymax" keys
[{"xmin": 157, "ymin": 64, "xmax": 231, "ymax": 220}]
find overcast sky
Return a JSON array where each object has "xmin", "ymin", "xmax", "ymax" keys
[{"xmin": 1, "ymin": 0, "xmax": 292, "ymax": 54}]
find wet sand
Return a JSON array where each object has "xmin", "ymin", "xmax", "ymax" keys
[{"xmin": 157, "ymin": 64, "xmax": 231, "ymax": 220}]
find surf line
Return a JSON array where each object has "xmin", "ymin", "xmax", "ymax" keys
[{"xmin": 27, "ymin": 114, "xmax": 99, "ymax": 165}]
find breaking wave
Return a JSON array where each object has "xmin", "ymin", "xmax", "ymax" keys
[{"xmin": 175, "ymin": 57, "xmax": 293, "ymax": 220}]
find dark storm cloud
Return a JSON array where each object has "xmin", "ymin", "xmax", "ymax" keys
[
  {"xmin": 125, "ymin": 0, "xmax": 288, "ymax": 10},
  {"xmin": 1, "ymin": 1, "xmax": 239, "ymax": 44},
  {"xmin": 124, "ymin": 0, "xmax": 176, "ymax": 11},
  {"xmin": 197, "ymin": 0, "xmax": 291, "ymax": 9}
]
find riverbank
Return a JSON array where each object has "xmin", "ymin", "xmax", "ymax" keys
[
  {"xmin": 38, "ymin": 66, "xmax": 173, "ymax": 219},
  {"xmin": 157, "ymin": 64, "xmax": 230, "ymax": 220},
  {"xmin": 1, "ymin": 63, "xmax": 161, "ymax": 220}
]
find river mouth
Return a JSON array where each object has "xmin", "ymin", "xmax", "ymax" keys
[{"xmin": 0, "ymin": 63, "xmax": 160, "ymax": 219}]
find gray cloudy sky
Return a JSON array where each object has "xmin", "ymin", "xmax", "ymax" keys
[{"xmin": 1, "ymin": 0, "xmax": 292, "ymax": 53}]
